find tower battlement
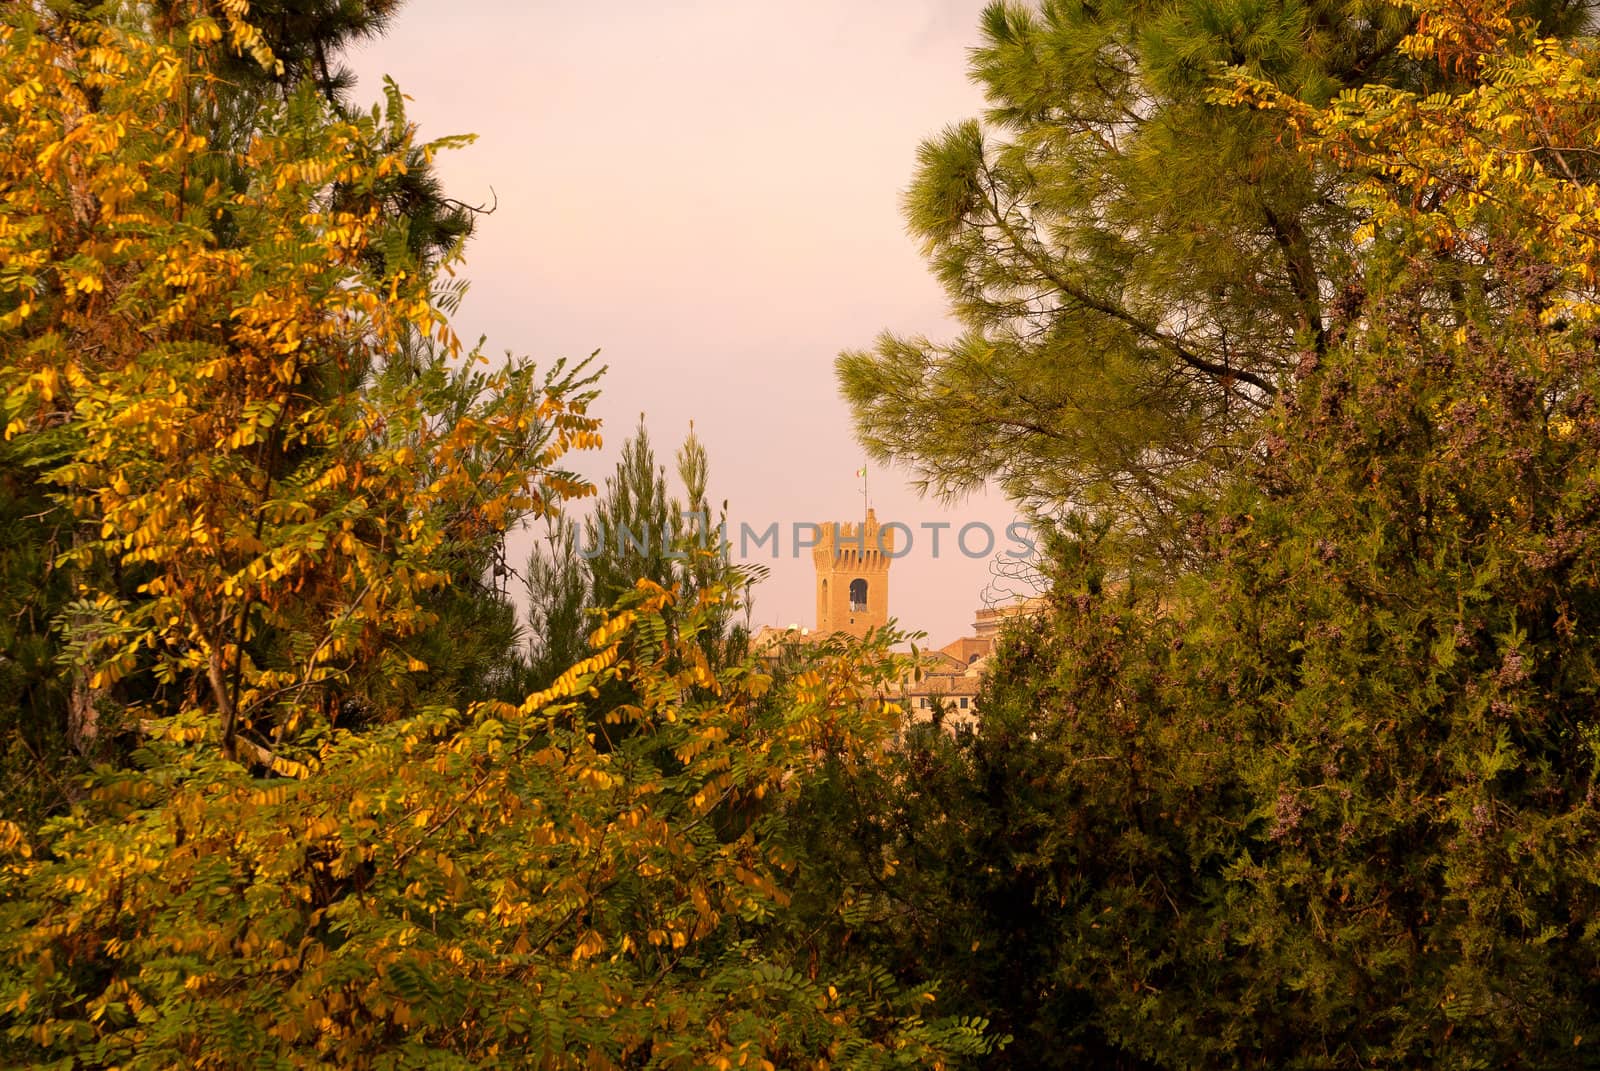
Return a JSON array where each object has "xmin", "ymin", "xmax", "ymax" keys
[{"xmin": 812, "ymin": 508, "xmax": 895, "ymax": 570}]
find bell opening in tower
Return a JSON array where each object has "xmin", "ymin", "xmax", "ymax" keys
[{"xmin": 849, "ymin": 578, "xmax": 868, "ymax": 612}]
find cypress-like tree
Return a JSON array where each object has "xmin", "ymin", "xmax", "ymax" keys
[{"xmin": 521, "ymin": 416, "xmax": 746, "ymax": 696}]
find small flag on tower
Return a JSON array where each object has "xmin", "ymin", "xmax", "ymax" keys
[{"xmin": 856, "ymin": 467, "xmax": 866, "ymax": 478}]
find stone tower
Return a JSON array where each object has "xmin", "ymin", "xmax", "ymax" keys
[{"xmin": 813, "ymin": 508, "xmax": 893, "ymax": 638}]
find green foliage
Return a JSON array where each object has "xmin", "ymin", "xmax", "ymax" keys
[
  {"xmin": 816, "ymin": 5, "xmax": 1600, "ymax": 1065},
  {"xmin": 522, "ymin": 514, "xmax": 593, "ymax": 695},
  {"xmin": 950, "ymin": 278, "xmax": 1600, "ymax": 1064},
  {"xmin": 523, "ymin": 416, "xmax": 747, "ymax": 694},
  {"xmin": 165, "ymin": 0, "xmax": 474, "ymax": 267},
  {"xmin": 585, "ymin": 416, "xmax": 681, "ymax": 615},
  {"xmin": 0, "ymin": 445, "xmax": 83, "ymax": 819},
  {"xmin": 837, "ymin": 0, "xmax": 1590, "ymax": 553}
]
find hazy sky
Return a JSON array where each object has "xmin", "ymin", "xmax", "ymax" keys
[{"xmin": 349, "ymin": 0, "xmax": 1024, "ymax": 645}]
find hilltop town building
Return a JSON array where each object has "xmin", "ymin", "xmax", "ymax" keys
[
  {"xmin": 812, "ymin": 509, "xmax": 893, "ymax": 639},
  {"xmin": 751, "ymin": 510, "xmax": 1043, "ymax": 733}
]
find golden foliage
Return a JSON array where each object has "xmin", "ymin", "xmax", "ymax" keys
[
  {"xmin": 0, "ymin": 6, "xmax": 991, "ymax": 1066},
  {"xmin": 0, "ymin": 583, "xmax": 965, "ymax": 1067},
  {"xmin": 1223, "ymin": 0, "xmax": 1600, "ymax": 313},
  {"xmin": 0, "ymin": 5, "xmax": 600, "ymax": 768}
]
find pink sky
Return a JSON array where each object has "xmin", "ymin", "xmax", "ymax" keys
[{"xmin": 350, "ymin": 0, "xmax": 1028, "ymax": 645}]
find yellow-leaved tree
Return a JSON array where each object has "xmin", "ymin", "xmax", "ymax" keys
[
  {"xmin": 0, "ymin": 4, "xmax": 992, "ymax": 1066},
  {"xmin": 0, "ymin": 2, "xmax": 599, "ymax": 771}
]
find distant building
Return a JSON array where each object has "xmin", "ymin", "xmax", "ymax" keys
[
  {"xmin": 749, "ymin": 622, "xmax": 813, "ymax": 662},
  {"xmin": 899, "ymin": 599, "xmax": 1044, "ymax": 730},
  {"xmin": 901, "ymin": 650, "xmax": 984, "ymax": 733},
  {"xmin": 812, "ymin": 508, "xmax": 893, "ymax": 638},
  {"xmin": 749, "ymin": 508, "xmax": 894, "ymax": 661},
  {"xmin": 751, "ymin": 509, "xmax": 1043, "ymax": 734},
  {"xmin": 938, "ymin": 635, "xmax": 990, "ymax": 668}
]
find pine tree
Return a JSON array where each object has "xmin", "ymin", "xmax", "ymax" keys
[
  {"xmin": 522, "ymin": 513, "xmax": 592, "ymax": 691},
  {"xmin": 837, "ymin": 0, "xmax": 1592, "ymax": 556},
  {"xmin": 522, "ymin": 416, "xmax": 746, "ymax": 693}
]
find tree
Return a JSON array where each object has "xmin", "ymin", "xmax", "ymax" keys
[
  {"xmin": 523, "ymin": 416, "xmax": 746, "ymax": 694},
  {"xmin": 522, "ymin": 513, "xmax": 593, "ymax": 692},
  {"xmin": 838, "ymin": 3, "xmax": 1600, "ymax": 1064},
  {"xmin": 0, "ymin": 462, "xmax": 76, "ymax": 817},
  {"xmin": 0, "ymin": 11, "xmax": 994, "ymax": 1065},
  {"xmin": 0, "ymin": 0, "xmax": 508, "ymax": 821},
  {"xmin": 786, "ymin": 572, "xmax": 1147, "ymax": 1069},
  {"xmin": 0, "ymin": 586, "xmax": 993, "ymax": 1066},
  {"xmin": 149, "ymin": 0, "xmax": 475, "ymax": 267},
  {"xmin": 837, "ymin": 0, "xmax": 1592, "ymax": 554},
  {"xmin": 0, "ymin": 3, "xmax": 599, "ymax": 773},
  {"xmin": 584, "ymin": 416, "xmax": 680, "ymax": 615}
]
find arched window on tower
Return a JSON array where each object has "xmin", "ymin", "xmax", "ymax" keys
[{"xmin": 849, "ymin": 578, "xmax": 868, "ymax": 612}]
